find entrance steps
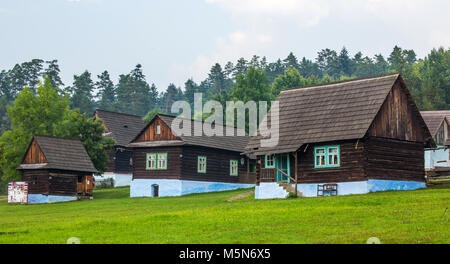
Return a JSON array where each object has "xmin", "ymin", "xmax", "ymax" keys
[{"xmin": 277, "ymin": 182, "xmax": 303, "ymax": 197}]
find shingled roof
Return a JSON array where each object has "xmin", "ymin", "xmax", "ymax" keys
[
  {"xmin": 94, "ymin": 109, "xmax": 145, "ymax": 146},
  {"xmin": 18, "ymin": 135, "xmax": 97, "ymax": 173},
  {"xmin": 246, "ymin": 74, "xmax": 430, "ymax": 155},
  {"xmin": 129, "ymin": 114, "xmax": 250, "ymax": 153},
  {"xmin": 420, "ymin": 111, "xmax": 450, "ymax": 137}
]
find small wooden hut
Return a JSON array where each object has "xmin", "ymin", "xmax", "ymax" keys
[
  {"xmin": 17, "ymin": 135, "xmax": 97, "ymax": 204},
  {"xmin": 245, "ymin": 74, "xmax": 435, "ymax": 198}
]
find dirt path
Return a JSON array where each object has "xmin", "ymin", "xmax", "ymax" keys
[{"xmin": 226, "ymin": 191, "xmax": 254, "ymax": 202}]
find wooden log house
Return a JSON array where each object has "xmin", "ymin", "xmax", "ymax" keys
[
  {"xmin": 245, "ymin": 74, "xmax": 435, "ymax": 199},
  {"xmin": 128, "ymin": 114, "xmax": 255, "ymax": 197},
  {"xmin": 93, "ymin": 109, "xmax": 145, "ymax": 187},
  {"xmin": 17, "ymin": 135, "xmax": 97, "ymax": 204}
]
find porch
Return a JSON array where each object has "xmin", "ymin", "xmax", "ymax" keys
[{"xmin": 256, "ymin": 152, "xmax": 301, "ymax": 196}]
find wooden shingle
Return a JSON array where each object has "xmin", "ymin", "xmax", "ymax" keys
[
  {"xmin": 17, "ymin": 135, "xmax": 97, "ymax": 173},
  {"xmin": 94, "ymin": 109, "xmax": 145, "ymax": 147}
]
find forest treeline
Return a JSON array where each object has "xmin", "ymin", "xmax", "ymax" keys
[{"xmin": 1, "ymin": 46, "xmax": 449, "ymax": 132}]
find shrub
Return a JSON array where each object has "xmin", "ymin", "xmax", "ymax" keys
[{"xmin": 95, "ymin": 178, "xmax": 115, "ymax": 189}]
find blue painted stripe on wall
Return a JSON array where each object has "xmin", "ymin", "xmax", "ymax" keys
[
  {"xmin": 256, "ymin": 180, "xmax": 427, "ymax": 199},
  {"xmin": 27, "ymin": 194, "xmax": 77, "ymax": 204},
  {"xmin": 367, "ymin": 179, "xmax": 426, "ymax": 192},
  {"xmin": 130, "ymin": 179, "xmax": 254, "ymax": 197}
]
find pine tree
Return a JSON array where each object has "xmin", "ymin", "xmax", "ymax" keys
[
  {"xmin": 162, "ymin": 83, "xmax": 182, "ymax": 113},
  {"xmin": 116, "ymin": 64, "xmax": 151, "ymax": 116},
  {"xmin": 206, "ymin": 63, "xmax": 232, "ymax": 96},
  {"xmin": 338, "ymin": 47, "xmax": 352, "ymax": 76},
  {"xmin": 149, "ymin": 83, "xmax": 159, "ymax": 109},
  {"xmin": 43, "ymin": 60, "xmax": 64, "ymax": 88},
  {"xmin": 233, "ymin": 58, "xmax": 248, "ymax": 79},
  {"xmin": 69, "ymin": 70, "xmax": 95, "ymax": 114},
  {"xmin": 96, "ymin": 71, "xmax": 116, "ymax": 111},
  {"xmin": 183, "ymin": 78, "xmax": 198, "ymax": 106},
  {"xmin": 283, "ymin": 52, "xmax": 300, "ymax": 71}
]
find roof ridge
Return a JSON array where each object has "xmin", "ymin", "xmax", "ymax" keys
[
  {"xmin": 281, "ymin": 73, "xmax": 399, "ymax": 93},
  {"xmin": 158, "ymin": 114, "xmax": 246, "ymax": 130},
  {"xmin": 96, "ymin": 109, "xmax": 143, "ymax": 118},
  {"xmin": 34, "ymin": 135, "xmax": 81, "ymax": 141}
]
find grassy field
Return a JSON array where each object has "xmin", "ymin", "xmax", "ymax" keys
[{"xmin": 0, "ymin": 186, "xmax": 449, "ymax": 244}]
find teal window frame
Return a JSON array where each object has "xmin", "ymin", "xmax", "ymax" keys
[
  {"xmin": 230, "ymin": 160, "xmax": 238, "ymax": 176},
  {"xmin": 314, "ymin": 145, "xmax": 340, "ymax": 168},
  {"xmin": 146, "ymin": 153, "xmax": 167, "ymax": 170},
  {"xmin": 197, "ymin": 156, "xmax": 207, "ymax": 173},
  {"xmin": 264, "ymin": 154, "xmax": 275, "ymax": 168}
]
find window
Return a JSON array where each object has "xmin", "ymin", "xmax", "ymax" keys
[
  {"xmin": 314, "ymin": 146, "xmax": 340, "ymax": 168},
  {"xmin": 198, "ymin": 156, "xmax": 207, "ymax": 173},
  {"xmin": 146, "ymin": 154, "xmax": 156, "ymax": 170},
  {"xmin": 146, "ymin": 153, "xmax": 167, "ymax": 170},
  {"xmin": 156, "ymin": 125, "xmax": 161, "ymax": 135},
  {"xmin": 157, "ymin": 153, "xmax": 167, "ymax": 169},
  {"xmin": 328, "ymin": 147, "xmax": 339, "ymax": 165},
  {"xmin": 315, "ymin": 148, "xmax": 326, "ymax": 167},
  {"xmin": 265, "ymin": 154, "xmax": 275, "ymax": 168},
  {"xmin": 230, "ymin": 160, "xmax": 238, "ymax": 176}
]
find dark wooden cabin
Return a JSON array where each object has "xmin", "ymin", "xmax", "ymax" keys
[
  {"xmin": 421, "ymin": 111, "xmax": 450, "ymax": 174},
  {"xmin": 17, "ymin": 135, "xmax": 97, "ymax": 204},
  {"xmin": 128, "ymin": 114, "xmax": 255, "ymax": 197},
  {"xmin": 93, "ymin": 109, "xmax": 145, "ymax": 187},
  {"xmin": 245, "ymin": 74, "xmax": 435, "ymax": 199}
]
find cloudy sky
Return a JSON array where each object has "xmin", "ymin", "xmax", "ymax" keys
[{"xmin": 0, "ymin": 0, "xmax": 449, "ymax": 91}]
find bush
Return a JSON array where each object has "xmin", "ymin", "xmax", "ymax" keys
[
  {"xmin": 0, "ymin": 180, "xmax": 8, "ymax": 195},
  {"xmin": 286, "ymin": 192, "xmax": 298, "ymax": 199},
  {"xmin": 95, "ymin": 178, "xmax": 115, "ymax": 189}
]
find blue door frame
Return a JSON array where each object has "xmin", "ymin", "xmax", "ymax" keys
[{"xmin": 276, "ymin": 154, "xmax": 290, "ymax": 183}]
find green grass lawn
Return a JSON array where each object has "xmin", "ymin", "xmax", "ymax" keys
[{"xmin": 0, "ymin": 187, "xmax": 448, "ymax": 244}]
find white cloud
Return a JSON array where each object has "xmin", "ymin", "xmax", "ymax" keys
[
  {"xmin": 169, "ymin": 30, "xmax": 274, "ymax": 84},
  {"xmin": 172, "ymin": 0, "xmax": 450, "ymax": 86},
  {"xmin": 172, "ymin": 0, "xmax": 331, "ymax": 83},
  {"xmin": 206, "ymin": 0, "xmax": 330, "ymax": 28},
  {"xmin": 429, "ymin": 30, "xmax": 450, "ymax": 49}
]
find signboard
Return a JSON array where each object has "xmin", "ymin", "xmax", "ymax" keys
[{"xmin": 8, "ymin": 182, "xmax": 28, "ymax": 204}]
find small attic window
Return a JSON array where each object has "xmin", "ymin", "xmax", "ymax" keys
[
  {"xmin": 123, "ymin": 125, "xmax": 128, "ymax": 128},
  {"xmin": 156, "ymin": 125, "xmax": 161, "ymax": 134}
]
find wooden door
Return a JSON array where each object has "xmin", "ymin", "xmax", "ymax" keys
[{"xmin": 276, "ymin": 154, "xmax": 290, "ymax": 183}]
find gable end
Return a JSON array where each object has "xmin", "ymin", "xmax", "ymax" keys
[
  {"xmin": 22, "ymin": 137, "xmax": 47, "ymax": 164},
  {"xmin": 367, "ymin": 78, "xmax": 434, "ymax": 146},
  {"xmin": 133, "ymin": 115, "xmax": 180, "ymax": 142}
]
